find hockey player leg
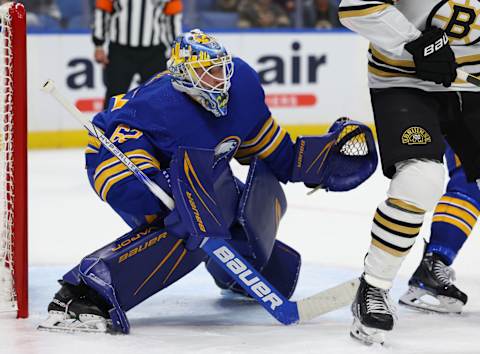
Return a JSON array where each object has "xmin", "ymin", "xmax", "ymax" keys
[
  {"xmin": 351, "ymin": 159, "xmax": 444, "ymax": 345},
  {"xmin": 400, "ymin": 159, "xmax": 479, "ymax": 313}
]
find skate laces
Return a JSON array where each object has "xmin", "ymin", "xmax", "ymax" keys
[
  {"xmin": 432, "ymin": 259, "xmax": 456, "ymax": 285},
  {"xmin": 365, "ymin": 285, "xmax": 396, "ymax": 317}
]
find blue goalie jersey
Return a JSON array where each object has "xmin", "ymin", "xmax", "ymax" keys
[{"xmin": 85, "ymin": 58, "xmax": 294, "ymax": 225}]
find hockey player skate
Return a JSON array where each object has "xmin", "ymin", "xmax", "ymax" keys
[
  {"xmin": 37, "ymin": 281, "xmax": 113, "ymax": 333},
  {"xmin": 399, "ymin": 249, "xmax": 467, "ymax": 313},
  {"xmin": 350, "ymin": 276, "xmax": 395, "ymax": 345}
]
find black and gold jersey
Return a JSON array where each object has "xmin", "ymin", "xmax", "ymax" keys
[{"xmin": 339, "ymin": 0, "xmax": 480, "ymax": 91}]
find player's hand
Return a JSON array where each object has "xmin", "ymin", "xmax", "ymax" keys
[
  {"xmin": 94, "ymin": 47, "xmax": 109, "ymax": 66},
  {"xmin": 405, "ymin": 27, "xmax": 457, "ymax": 87}
]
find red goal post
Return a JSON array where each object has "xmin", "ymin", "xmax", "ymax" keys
[{"xmin": 0, "ymin": 1, "xmax": 28, "ymax": 319}]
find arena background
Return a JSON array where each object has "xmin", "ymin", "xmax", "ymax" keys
[{"xmin": 27, "ymin": 30, "xmax": 372, "ymax": 148}]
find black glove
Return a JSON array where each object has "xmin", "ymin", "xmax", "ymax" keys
[{"xmin": 405, "ymin": 27, "xmax": 457, "ymax": 87}]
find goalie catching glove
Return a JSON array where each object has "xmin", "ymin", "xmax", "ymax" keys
[
  {"xmin": 405, "ymin": 27, "xmax": 457, "ymax": 87},
  {"xmin": 291, "ymin": 117, "xmax": 377, "ymax": 191}
]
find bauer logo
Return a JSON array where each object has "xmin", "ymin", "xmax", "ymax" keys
[
  {"xmin": 213, "ymin": 246, "xmax": 284, "ymax": 310},
  {"xmin": 401, "ymin": 126, "xmax": 432, "ymax": 145}
]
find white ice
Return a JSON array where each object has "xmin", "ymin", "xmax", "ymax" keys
[{"xmin": 2, "ymin": 149, "xmax": 479, "ymax": 354}]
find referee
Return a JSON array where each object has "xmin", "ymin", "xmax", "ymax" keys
[{"xmin": 93, "ymin": 0, "xmax": 183, "ymax": 108}]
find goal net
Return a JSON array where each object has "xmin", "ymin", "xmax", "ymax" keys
[{"xmin": 0, "ymin": 1, "xmax": 27, "ymax": 319}]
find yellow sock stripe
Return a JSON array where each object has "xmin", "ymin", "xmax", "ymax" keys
[
  {"xmin": 388, "ymin": 198, "xmax": 425, "ymax": 214},
  {"xmin": 371, "ymin": 238, "xmax": 409, "ymax": 257},
  {"xmin": 440, "ymin": 196, "xmax": 480, "ymax": 216},
  {"xmin": 434, "ymin": 204, "xmax": 477, "ymax": 229},
  {"xmin": 432, "ymin": 215, "xmax": 472, "ymax": 236},
  {"xmin": 374, "ymin": 212, "xmax": 421, "ymax": 236},
  {"xmin": 339, "ymin": 4, "xmax": 389, "ymax": 19}
]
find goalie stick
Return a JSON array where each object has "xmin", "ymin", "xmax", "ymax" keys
[{"xmin": 41, "ymin": 80, "xmax": 359, "ymax": 328}]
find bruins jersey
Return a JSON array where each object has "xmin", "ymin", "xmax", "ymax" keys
[
  {"xmin": 339, "ymin": 0, "xmax": 480, "ymax": 91},
  {"xmin": 85, "ymin": 57, "xmax": 293, "ymax": 222}
]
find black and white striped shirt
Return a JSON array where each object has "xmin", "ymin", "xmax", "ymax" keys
[{"xmin": 93, "ymin": 0, "xmax": 182, "ymax": 49}]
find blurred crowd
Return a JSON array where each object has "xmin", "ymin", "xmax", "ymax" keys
[{"xmin": 19, "ymin": 0, "xmax": 342, "ymax": 30}]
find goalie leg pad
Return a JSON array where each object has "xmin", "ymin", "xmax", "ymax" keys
[
  {"xmin": 291, "ymin": 118, "xmax": 378, "ymax": 191},
  {"xmin": 237, "ymin": 158, "xmax": 287, "ymax": 266},
  {"xmin": 63, "ymin": 224, "xmax": 206, "ymax": 333},
  {"xmin": 206, "ymin": 158, "xmax": 300, "ymax": 298},
  {"xmin": 206, "ymin": 239, "xmax": 301, "ymax": 298}
]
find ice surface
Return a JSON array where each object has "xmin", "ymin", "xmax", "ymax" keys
[{"xmin": 2, "ymin": 149, "xmax": 478, "ymax": 354}]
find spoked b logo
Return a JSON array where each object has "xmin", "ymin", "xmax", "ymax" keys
[{"xmin": 427, "ymin": 0, "xmax": 480, "ymax": 46}]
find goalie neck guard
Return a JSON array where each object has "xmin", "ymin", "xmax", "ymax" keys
[{"xmin": 168, "ymin": 29, "xmax": 234, "ymax": 117}]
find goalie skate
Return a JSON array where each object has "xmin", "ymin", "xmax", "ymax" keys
[
  {"xmin": 37, "ymin": 282, "xmax": 113, "ymax": 333},
  {"xmin": 37, "ymin": 310, "xmax": 112, "ymax": 333}
]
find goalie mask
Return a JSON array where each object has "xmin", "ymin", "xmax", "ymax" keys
[{"xmin": 168, "ymin": 29, "xmax": 234, "ymax": 117}]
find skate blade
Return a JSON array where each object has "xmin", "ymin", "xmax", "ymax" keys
[
  {"xmin": 399, "ymin": 286, "xmax": 464, "ymax": 314},
  {"xmin": 37, "ymin": 311, "xmax": 112, "ymax": 334},
  {"xmin": 350, "ymin": 318, "xmax": 386, "ymax": 346}
]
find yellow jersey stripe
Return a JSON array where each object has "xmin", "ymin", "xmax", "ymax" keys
[
  {"xmin": 242, "ymin": 117, "xmax": 274, "ymax": 147},
  {"xmin": 236, "ymin": 120, "xmax": 279, "ymax": 158},
  {"xmin": 94, "ymin": 149, "xmax": 160, "ymax": 179},
  {"xmin": 368, "ymin": 65, "xmax": 416, "ymax": 78},
  {"xmin": 339, "ymin": 4, "xmax": 389, "ymax": 19},
  {"xmin": 370, "ymin": 46, "xmax": 415, "ymax": 68},
  {"xmin": 86, "ymin": 147, "xmax": 99, "ymax": 155},
  {"xmin": 87, "ymin": 135, "xmax": 101, "ymax": 149},
  {"xmin": 258, "ymin": 128, "xmax": 288, "ymax": 159},
  {"xmin": 100, "ymin": 162, "xmax": 158, "ymax": 201},
  {"xmin": 95, "ymin": 159, "xmax": 159, "ymax": 198}
]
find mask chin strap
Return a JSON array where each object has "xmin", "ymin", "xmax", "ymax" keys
[{"xmin": 172, "ymin": 80, "xmax": 228, "ymax": 117}]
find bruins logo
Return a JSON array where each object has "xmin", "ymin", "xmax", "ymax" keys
[
  {"xmin": 427, "ymin": 0, "xmax": 480, "ymax": 46},
  {"xmin": 401, "ymin": 127, "xmax": 432, "ymax": 145}
]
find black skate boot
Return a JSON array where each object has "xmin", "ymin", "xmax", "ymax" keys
[
  {"xmin": 38, "ymin": 281, "xmax": 112, "ymax": 333},
  {"xmin": 399, "ymin": 250, "xmax": 467, "ymax": 313},
  {"xmin": 350, "ymin": 276, "xmax": 395, "ymax": 345}
]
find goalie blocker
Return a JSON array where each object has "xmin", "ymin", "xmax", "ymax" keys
[{"xmin": 40, "ymin": 118, "xmax": 376, "ymax": 333}]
